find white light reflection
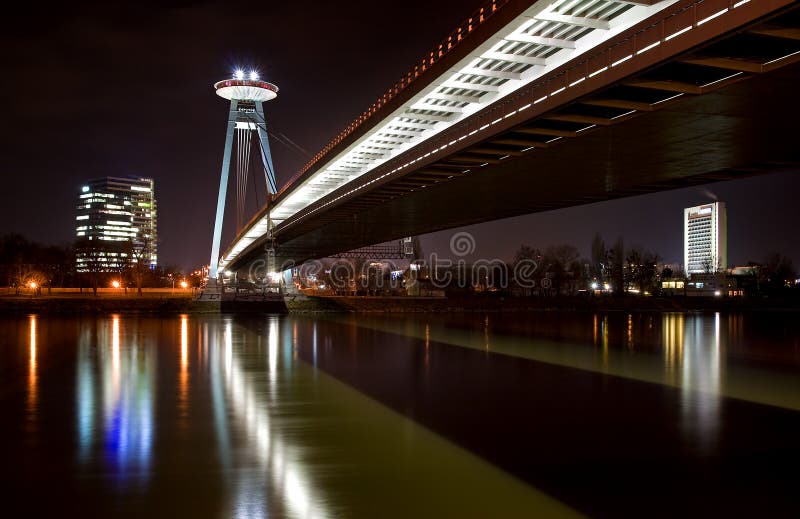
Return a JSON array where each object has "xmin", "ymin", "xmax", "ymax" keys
[
  {"xmin": 312, "ymin": 322, "xmax": 318, "ymax": 367},
  {"xmin": 77, "ymin": 322, "xmax": 95, "ymax": 462},
  {"xmin": 210, "ymin": 318, "xmax": 329, "ymax": 519},
  {"xmin": 112, "ymin": 315, "xmax": 120, "ymax": 374},
  {"xmin": 663, "ymin": 313, "xmax": 721, "ymax": 455},
  {"xmin": 268, "ymin": 317, "xmax": 279, "ymax": 388}
]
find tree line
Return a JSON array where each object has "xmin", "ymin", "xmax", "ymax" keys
[
  {"xmin": 510, "ymin": 232, "xmax": 797, "ymax": 297},
  {"xmin": 0, "ymin": 233, "xmax": 185, "ymax": 294}
]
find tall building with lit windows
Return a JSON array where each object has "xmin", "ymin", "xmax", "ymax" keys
[
  {"xmin": 684, "ymin": 201, "xmax": 726, "ymax": 275},
  {"xmin": 75, "ymin": 177, "xmax": 158, "ymax": 272}
]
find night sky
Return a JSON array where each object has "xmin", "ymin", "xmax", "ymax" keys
[{"xmin": 2, "ymin": 1, "xmax": 798, "ymax": 269}]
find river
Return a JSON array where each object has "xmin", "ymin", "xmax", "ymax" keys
[{"xmin": 1, "ymin": 311, "xmax": 799, "ymax": 517}]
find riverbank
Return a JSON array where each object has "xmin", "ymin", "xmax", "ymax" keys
[
  {"xmin": 2, "ymin": 293, "xmax": 799, "ymax": 314},
  {"xmin": 0, "ymin": 294, "xmax": 214, "ymax": 314},
  {"xmin": 288, "ymin": 294, "xmax": 800, "ymax": 313}
]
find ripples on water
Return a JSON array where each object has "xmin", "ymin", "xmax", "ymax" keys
[{"xmin": 1, "ymin": 312, "xmax": 799, "ymax": 518}]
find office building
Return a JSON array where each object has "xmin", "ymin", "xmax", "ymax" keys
[
  {"xmin": 75, "ymin": 176, "xmax": 157, "ymax": 272},
  {"xmin": 684, "ymin": 201, "xmax": 726, "ymax": 274}
]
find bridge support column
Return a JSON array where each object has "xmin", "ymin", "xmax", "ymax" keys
[{"xmin": 208, "ymin": 100, "xmax": 238, "ymax": 281}]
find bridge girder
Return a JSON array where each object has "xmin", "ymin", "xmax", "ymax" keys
[{"xmin": 221, "ymin": 0, "xmax": 800, "ymax": 271}]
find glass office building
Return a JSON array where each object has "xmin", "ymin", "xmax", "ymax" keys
[{"xmin": 75, "ymin": 177, "xmax": 158, "ymax": 272}]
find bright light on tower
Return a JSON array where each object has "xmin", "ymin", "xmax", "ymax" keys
[
  {"xmin": 249, "ymin": 70, "xmax": 259, "ymax": 80},
  {"xmin": 234, "ymin": 69, "xmax": 245, "ymax": 80}
]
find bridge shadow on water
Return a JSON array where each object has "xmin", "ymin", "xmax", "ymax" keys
[{"xmin": 235, "ymin": 313, "xmax": 800, "ymax": 518}]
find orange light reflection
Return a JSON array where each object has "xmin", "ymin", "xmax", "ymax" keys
[
  {"xmin": 179, "ymin": 315, "xmax": 189, "ymax": 421},
  {"xmin": 28, "ymin": 315, "xmax": 38, "ymax": 419}
]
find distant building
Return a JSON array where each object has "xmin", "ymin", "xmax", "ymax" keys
[
  {"xmin": 75, "ymin": 177, "xmax": 157, "ymax": 272},
  {"xmin": 684, "ymin": 202, "xmax": 726, "ymax": 274}
]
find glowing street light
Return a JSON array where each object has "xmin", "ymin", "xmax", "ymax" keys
[
  {"xmin": 180, "ymin": 280, "xmax": 188, "ymax": 289},
  {"xmin": 111, "ymin": 280, "xmax": 121, "ymax": 289},
  {"xmin": 28, "ymin": 281, "xmax": 37, "ymax": 290}
]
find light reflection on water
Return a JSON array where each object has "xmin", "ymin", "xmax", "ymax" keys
[
  {"xmin": 6, "ymin": 312, "xmax": 800, "ymax": 518},
  {"xmin": 351, "ymin": 312, "xmax": 800, "ymax": 412},
  {"xmin": 178, "ymin": 315, "xmax": 189, "ymax": 426},
  {"xmin": 75, "ymin": 315, "xmax": 154, "ymax": 486},
  {"xmin": 663, "ymin": 313, "xmax": 722, "ymax": 454},
  {"xmin": 213, "ymin": 316, "xmax": 329, "ymax": 519},
  {"xmin": 27, "ymin": 315, "xmax": 37, "ymax": 427}
]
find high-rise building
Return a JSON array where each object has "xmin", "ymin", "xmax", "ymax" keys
[
  {"xmin": 75, "ymin": 177, "xmax": 157, "ymax": 272},
  {"xmin": 684, "ymin": 201, "xmax": 726, "ymax": 274}
]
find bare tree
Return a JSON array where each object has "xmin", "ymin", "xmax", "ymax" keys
[
  {"xmin": 129, "ymin": 236, "xmax": 153, "ymax": 296},
  {"xmin": 75, "ymin": 238, "xmax": 104, "ymax": 296},
  {"xmin": 590, "ymin": 232, "xmax": 606, "ymax": 283},
  {"xmin": 609, "ymin": 237, "xmax": 625, "ymax": 295}
]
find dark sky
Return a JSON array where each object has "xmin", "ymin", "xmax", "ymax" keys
[{"xmin": 1, "ymin": 1, "xmax": 798, "ymax": 269}]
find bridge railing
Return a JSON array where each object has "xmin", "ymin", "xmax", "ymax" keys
[{"xmin": 276, "ymin": 0, "xmax": 509, "ymax": 197}]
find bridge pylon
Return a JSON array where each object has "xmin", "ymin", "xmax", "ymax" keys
[{"xmin": 203, "ymin": 69, "xmax": 279, "ymax": 297}]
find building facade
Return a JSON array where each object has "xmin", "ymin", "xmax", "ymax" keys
[
  {"xmin": 75, "ymin": 177, "xmax": 157, "ymax": 272},
  {"xmin": 684, "ymin": 201, "xmax": 726, "ymax": 275}
]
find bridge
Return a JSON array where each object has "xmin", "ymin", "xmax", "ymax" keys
[{"xmin": 214, "ymin": 0, "xmax": 800, "ymax": 280}]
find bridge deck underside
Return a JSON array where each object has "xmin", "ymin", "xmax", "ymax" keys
[
  {"xmin": 230, "ymin": 6, "xmax": 800, "ymax": 269},
  {"xmin": 263, "ymin": 68, "xmax": 798, "ymax": 265}
]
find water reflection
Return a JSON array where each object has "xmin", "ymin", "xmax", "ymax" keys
[
  {"xmin": 27, "ymin": 315, "xmax": 37, "ymax": 428},
  {"xmin": 350, "ymin": 311, "xmax": 800, "ymax": 411},
  {"xmin": 77, "ymin": 322, "xmax": 94, "ymax": 462},
  {"xmin": 626, "ymin": 313, "xmax": 633, "ymax": 349},
  {"xmin": 179, "ymin": 315, "xmax": 189, "ymax": 425},
  {"xmin": 210, "ymin": 317, "xmax": 329, "ymax": 519},
  {"xmin": 75, "ymin": 315, "xmax": 155, "ymax": 485},
  {"xmin": 6, "ymin": 313, "xmax": 800, "ymax": 518},
  {"xmin": 484, "ymin": 315, "xmax": 490, "ymax": 352},
  {"xmin": 592, "ymin": 314, "xmax": 610, "ymax": 366},
  {"xmin": 663, "ymin": 313, "xmax": 685, "ymax": 383},
  {"xmin": 425, "ymin": 323, "xmax": 431, "ymax": 371},
  {"xmin": 663, "ymin": 313, "xmax": 722, "ymax": 454}
]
